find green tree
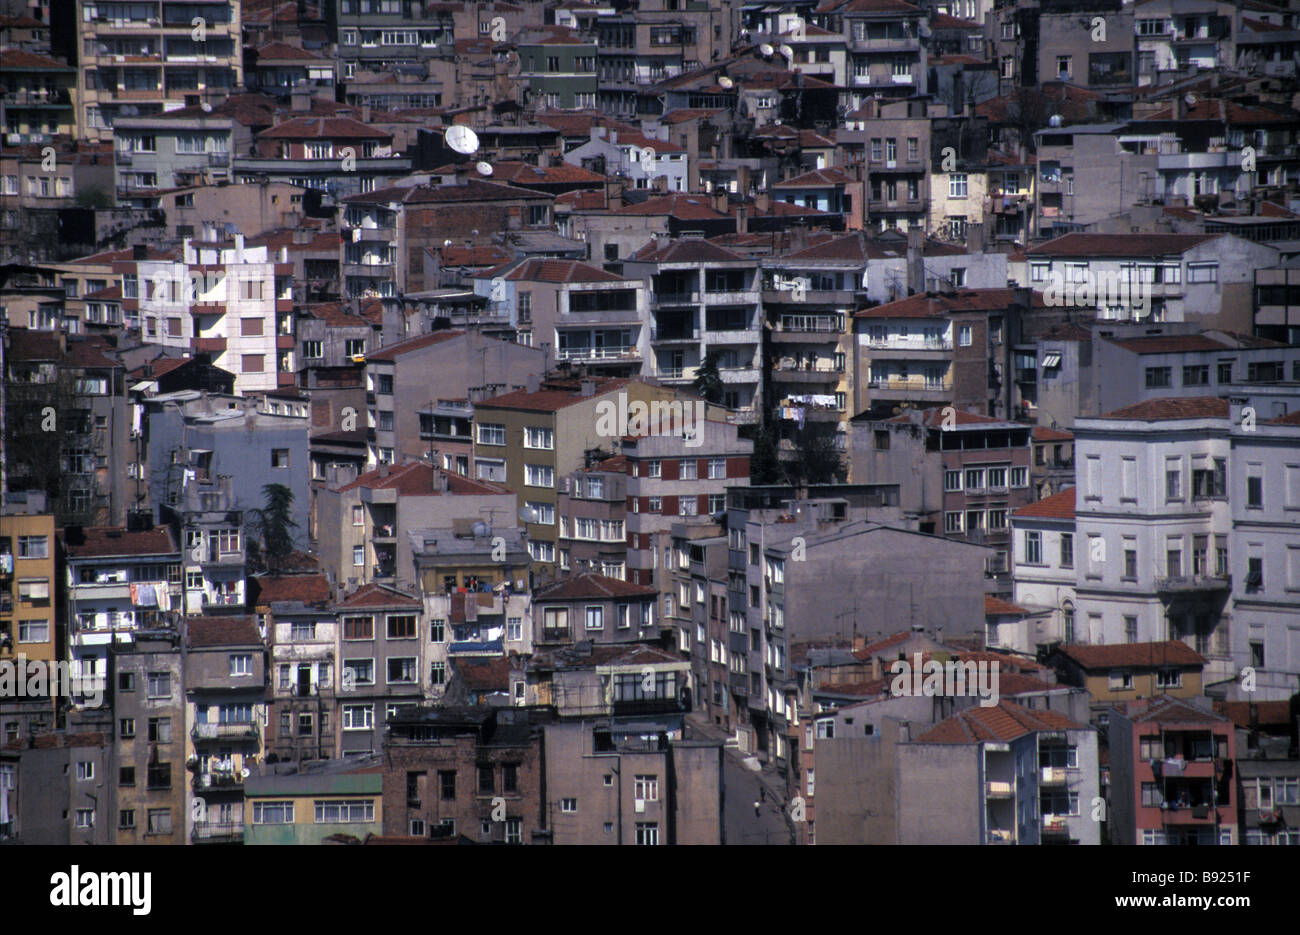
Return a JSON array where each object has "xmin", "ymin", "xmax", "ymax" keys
[
  {"xmin": 692, "ymin": 350, "xmax": 724, "ymax": 404},
  {"xmin": 253, "ymin": 483, "xmax": 297, "ymax": 575}
]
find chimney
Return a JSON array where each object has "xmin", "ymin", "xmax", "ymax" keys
[
  {"xmin": 871, "ymin": 655, "xmax": 880, "ymax": 680},
  {"xmin": 525, "ymin": 373, "xmax": 541, "ymax": 393},
  {"xmin": 737, "ymin": 164, "xmax": 751, "ymax": 196},
  {"xmin": 736, "ymin": 204, "xmax": 748, "ymax": 235},
  {"xmin": 907, "ymin": 225, "xmax": 925, "ymax": 295},
  {"xmin": 790, "ymin": 223, "xmax": 809, "ymax": 253},
  {"xmin": 362, "ymin": 104, "xmax": 371, "ymax": 124},
  {"xmin": 605, "ymin": 178, "xmax": 624, "ymax": 209},
  {"xmin": 713, "ymin": 187, "xmax": 728, "ymax": 215},
  {"xmin": 580, "ymin": 379, "xmax": 596, "ymax": 397},
  {"xmin": 378, "ymin": 462, "xmax": 389, "ymax": 478},
  {"xmin": 755, "ymin": 191, "xmax": 771, "ymax": 213},
  {"xmin": 132, "ymin": 243, "xmax": 148, "ymax": 260}
]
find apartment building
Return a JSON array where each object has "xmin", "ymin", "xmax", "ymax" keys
[
  {"xmin": 108, "ymin": 631, "xmax": 187, "ymax": 843},
  {"xmin": 0, "ymin": 491, "xmax": 56, "ymax": 668},
  {"xmin": 335, "ymin": 583, "xmax": 426, "ymax": 756},
  {"xmin": 63, "ymin": 526, "xmax": 182, "ymax": 711},
  {"xmin": 1020, "ymin": 232, "xmax": 1279, "ymax": 332},
  {"xmin": 531, "ymin": 572, "xmax": 659, "ymax": 651},
  {"xmin": 516, "ymin": 26, "xmax": 597, "ymax": 111},
  {"xmin": 112, "ymin": 106, "xmax": 236, "ymax": 202},
  {"xmin": 3, "ymin": 731, "xmax": 114, "ymax": 843},
  {"xmin": 144, "ymin": 391, "xmax": 310, "ymax": 542},
  {"xmin": 0, "ymin": 140, "xmax": 113, "ymax": 265},
  {"xmin": 363, "ymin": 329, "xmax": 543, "ymax": 469},
  {"xmin": 850, "ymin": 407, "xmax": 1032, "ymax": 566},
  {"xmin": 626, "ymin": 238, "xmax": 764, "ymax": 421},
  {"xmin": 556, "ymin": 455, "xmax": 631, "ymax": 579},
  {"xmin": 1049, "ymin": 641, "xmax": 1207, "ymax": 707},
  {"xmin": 543, "ymin": 718, "xmax": 723, "ymax": 845},
  {"xmin": 471, "ymin": 258, "xmax": 647, "ymax": 378},
  {"xmin": 243, "ymin": 756, "xmax": 383, "ymax": 844},
  {"xmin": 425, "ymin": 589, "xmax": 532, "ymax": 699},
  {"xmin": 853, "ymin": 287, "xmax": 1037, "ymax": 421},
  {"xmin": 183, "ymin": 615, "xmax": 266, "ymax": 845},
  {"xmin": 1132, "ymin": 0, "xmax": 1233, "ymax": 85},
  {"xmin": 134, "ymin": 234, "xmax": 294, "ymax": 393},
  {"xmin": 339, "ymin": 179, "xmax": 554, "ymax": 301},
  {"xmin": 61, "ymin": 0, "xmax": 243, "ymax": 142},
  {"xmin": 254, "ymin": 573, "xmax": 339, "ymax": 765},
  {"xmin": 236, "ymin": 116, "xmax": 410, "ymax": 205},
  {"xmin": 665, "ymin": 520, "xmax": 736, "ymax": 731},
  {"xmin": 524, "ymin": 643, "xmax": 692, "ymax": 721},
  {"xmin": 471, "ymin": 376, "xmax": 709, "ymax": 574},
  {"xmin": 1072, "ymin": 397, "xmax": 1300, "ymax": 698},
  {"xmin": 382, "ymin": 705, "xmax": 548, "ymax": 843},
  {"xmin": 0, "ymin": 48, "xmax": 77, "ymax": 143},
  {"xmin": 818, "ymin": 0, "xmax": 928, "ymax": 101},
  {"xmin": 1005, "ymin": 486, "xmax": 1076, "ymax": 655},
  {"xmin": 1108, "ymin": 696, "xmax": 1238, "ymax": 845}
]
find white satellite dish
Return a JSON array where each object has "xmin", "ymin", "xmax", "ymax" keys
[
  {"xmin": 1048, "ymin": 114, "xmax": 1063, "ymax": 127},
  {"xmin": 779, "ymin": 44, "xmax": 794, "ymax": 61},
  {"xmin": 443, "ymin": 239, "xmax": 453, "ymax": 246},
  {"xmin": 718, "ymin": 75, "xmax": 734, "ymax": 88},
  {"xmin": 445, "ymin": 124, "xmax": 480, "ymax": 155},
  {"xmin": 1184, "ymin": 92, "xmax": 1197, "ymax": 107},
  {"xmin": 759, "ymin": 42, "xmax": 774, "ymax": 57},
  {"xmin": 471, "ymin": 520, "xmax": 491, "ymax": 537},
  {"xmin": 518, "ymin": 505, "xmax": 539, "ymax": 524},
  {"xmin": 476, "ymin": 161, "xmax": 493, "ymax": 176}
]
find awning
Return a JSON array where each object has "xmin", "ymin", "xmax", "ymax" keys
[{"xmin": 1041, "ymin": 353, "xmax": 1061, "ymax": 368}]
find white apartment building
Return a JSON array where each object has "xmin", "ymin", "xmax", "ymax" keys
[
  {"xmin": 1003, "ymin": 487, "xmax": 1077, "ymax": 655},
  {"xmin": 1060, "ymin": 396, "xmax": 1300, "ymax": 699},
  {"xmin": 136, "ymin": 234, "xmax": 295, "ymax": 394}
]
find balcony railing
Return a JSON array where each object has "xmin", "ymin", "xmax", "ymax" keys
[
  {"xmin": 1040, "ymin": 767, "xmax": 1068, "ymax": 785},
  {"xmin": 986, "ymin": 780, "xmax": 1013, "ymax": 798},
  {"xmin": 1041, "ymin": 815, "xmax": 1070, "ymax": 835},
  {"xmin": 1155, "ymin": 574, "xmax": 1230, "ymax": 593},
  {"xmin": 555, "ymin": 346, "xmax": 638, "ymax": 361},
  {"xmin": 650, "ymin": 326, "xmax": 699, "ymax": 342},
  {"xmin": 652, "ymin": 291, "xmax": 699, "ymax": 306},
  {"xmin": 194, "ymin": 769, "xmax": 244, "ymax": 790},
  {"xmin": 192, "ymin": 722, "xmax": 259, "ymax": 742},
  {"xmin": 192, "ymin": 821, "xmax": 243, "ymax": 843},
  {"xmin": 778, "ymin": 315, "xmax": 840, "ymax": 334}
]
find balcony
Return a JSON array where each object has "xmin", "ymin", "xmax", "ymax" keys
[
  {"xmin": 773, "ymin": 315, "xmax": 842, "ymax": 338},
  {"xmin": 652, "ymin": 291, "xmax": 699, "ymax": 307},
  {"xmin": 115, "ymin": 149, "xmax": 133, "ymax": 165},
  {"xmin": 192, "ymin": 821, "xmax": 243, "ymax": 843},
  {"xmin": 208, "ymin": 151, "xmax": 230, "ymax": 167},
  {"xmin": 1155, "ymin": 574, "xmax": 1230, "ymax": 594},
  {"xmin": 862, "ymin": 339, "xmax": 952, "ymax": 356},
  {"xmin": 771, "ymin": 366, "xmax": 840, "ymax": 385},
  {"xmin": 867, "ymin": 379, "xmax": 952, "ymax": 396},
  {"xmin": 987, "ymin": 828, "xmax": 1014, "ymax": 844},
  {"xmin": 539, "ymin": 628, "xmax": 572, "ymax": 644},
  {"xmin": 849, "ymin": 36, "xmax": 921, "ymax": 53},
  {"xmin": 728, "ymin": 672, "xmax": 749, "ymax": 697},
  {"xmin": 2, "ymin": 89, "xmax": 72, "ymax": 107},
  {"xmin": 986, "ymin": 780, "xmax": 1013, "ymax": 799},
  {"xmin": 612, "ymin": 697, "xmax": 686, "ymax": 717},
  {"xmin": 702, "ymin": 290, "xmax": 759, "ymax": 305},
  {"xmin": 194, "ymin": 769, "xmax": 244, "ymax": 791},
  {"xmin": 1041, "ymin": 815, "xmax": 1071, "ymax": 836},
  {"xmin": 193, "ymin": 722, "xmax": 259, "ymax": 742},
  {"xmin": 650, "ymin": 326, "xmax": 699, "ymax": 343},
  {"xmin": 1040, "ymin": 767, "xmax": 1068, "ymax": 785},
  {"xmin": 555, "ymin": 346, "xmax": 639, "ymax": 362},
  {"xmin": 719, "ymin": 366, "xmax": 760, "ymax": 384}
]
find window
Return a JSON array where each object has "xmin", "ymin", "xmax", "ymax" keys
[
  {"xmin": 502, "ymin": 763, "xmax": 518, "ymax": 794},
  {"xmin": 439, "ymin": 771, "xmax": 456, "ymax": 800},
  {"xmin": 634, "ymin": 774, "xmax": 659, "ymax": 801},
  {"xmin": 478, "ymin": 765, "xmax": 494, "ymax": 795},
  {"xmin": 958, "ymin": 325, "xmax": 972, "ymax": 346},
  {"xmin": 1010, "ymin": 467, "xmax": 1028, "ymax": 488},
  {"xmin": 1060, "ymin": 533, "xmax": 1074, "ymax": 568},
  {"xmin": 1124, "ymin": 546, "xmax": 1138, "ymax": 579},
  {"xmin": 344, "ymin": 658, "xmax": 376, "ymax": 687},
  {"xmin": 18, "ymin": 619, "xmax": 49, "ymax": 643},
  {"xmin": 944, "ymin": 511, "xmax": 964, "ymax": 534},
  {"xmin": 525, "ymin": 464, "xmax": 554, "ymax": 487},
  {"xmin": 16, "ymin": 535, "xmax": 48, "ymax": 558},
  {"xmin": 646, "ymin": 460, "xmax": 661, "ymax": 478},
  {"xmin": 477, "ymin": 423, "xmax": 506, "ymax": 446},
  {"xmin": 387, "ymin": 615, "xmax": 417, "ymax": 639},
  {"xmin": 342, "ymin": 704, "xmax": 373, "ymax": 730},
  {"xmin": 387, "ymin": 657, "xmax": 416, "ymax": 684},
  {"xmin": 944, "ymin": 470, "xmax": 963, "ymax": 492},
  {"xmin": 1025, "ymin": 531, "xmax": 1042, "ymax": 565},
  {"xmin": 271, "ymin": 449, "xmax": 289, "ymax": 469},
  {"xmin": 314, "ymin": 800, "xmax": 375, "ymax": 823},
  {"xmin": 77, "ymin": 761, "xmax": 94, "ymax": 781},
  {"xmin": 948, "ymin": 174, "xmax": 968, "ymax": 198},
  {"xmin": 146, "ymin": 763, "xmax": 170, "ymax": 789},
  {"xmin": 561, "ymin": 798, "xmax": 577, "ymax": 813},
  {"xmin": 1125, "ymin": 616, "xmax": 1139, "ymax": 643},
  {"xmin": 147, "ymin": 672, "xmax": 171, "ymax": 698},
  {"xmin": 147, "ymin": 717, "xmax": 171, "ymax": 743},
  {"xmin": 1247, "ymin": 475, "xmax": 1263, "ymax": 508},
  {"xmin": 253, "ymin": 802, "xmax": 295, "ymax": 824},
  {"xmin": 120, "ymin": 718, "xmax": 135, "ymax": 739},
  {"xmin": 75, "ymin": 809, "xmax": 95, "ymax": 829},
  {"xmin": 344, "ymin": 616, "xmax": 374, "ymax": 640},
  {"xmin": 431, "ymin": 661, "xmax": 446, "ymax": 685},
  {"xmin": 1108, "ymin": 670, "xmax": 1134, "ymax": 690},
  {"xmin": 524, "ymin": 426, "xmax": 554, "ymax": 449},
  {"xmin": 1145, "ymin": 367, "xmax": 1171, "ymax": 388}
]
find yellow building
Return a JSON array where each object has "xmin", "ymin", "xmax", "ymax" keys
[
  {"xmin": 0, "ymin": 49, "xmax": 78, "ymax": 143},
  {"xmin": 0, "ymin": 495, "xmax": 56, "ymax": 666}
]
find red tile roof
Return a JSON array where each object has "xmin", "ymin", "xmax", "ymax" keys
[
  {"xmin": 1032, "ymin": 426, "xmax": 1073, "ymax": 442},
  {"xmin": 773, "ymin": 167, "xmax": 851, "ymax": 188},
  {"xmin": 985, "ymin": 595, "xmax": 1029, "ymax": 616},
  {"xmin": 1106, "ymin": 334, "xmax": 1231, "ymax": 354},
  {"xmin": 255, "ymin": 41, "xmax": 326, "ymax": 62},
  {"xmin": 633, "ymin": 238, "xmax": 745, "ymax": 263},
  {"xmin": 916, "ymin": 701, "xmax": 1086, "ymax": 744},
  {"xmin": 337, "ymin": 461, "xmax": 506, "ymax": 496},
  {"xmin": 336, "ymin": 583, "xmax": 421, "ymax": 609},
  {"xmin": 1055, "ymin": 640, "xmax": 1205, "ymax": 669},
  {"xmin": 252, "ymin": 573, "xmax": 332, "ymax": 606},
  {"xmin": 1095, "ymin": 396, "xmax": 1229, "ymax": 421},
  {"xmin": 473, "ymin": 258, "xmax": 626, "ymax": 283},
  {"xmin": 612, "ymin": 194, "xmax": 728, "ymax": 220},
  {"xmin": 187, "ymin": 615, "xmax": 261, "ymax": 648},
  {"xmin": 365, "ymin": 330, "xmax": 464, "ymax": 361},
  {"xmin": 63, "ymin": 526, "xmax": 177, "ymax": 558},
  {"xmin": 533, "ymin": 572, "xmax": 658, "ymax": 601},
  {"xmin": 852, "ymin": 630, "xmax": 914, "ymax": 660},
  {"xmin": 260, "ymin": 116, "xmax": 391, "ymax": 140},
  {"xmin": 854, "ymin": 288, "xmax": 1036, "ymax": 319},
  {"xmin": 1026, "ymin": 233, "xmax": 1218, "ymax": 257},
  {"xmin": 345, "ymin": 179, "xmax": 549, "ymax": 205},
  {"xmin": 456, "ymin": 656, "xmax": 511, "ymax": 692},
  {"xmin": 1014, "ymin": 487, "xmax": 1076, "ymax": 520},
  {"xmin": 1213, "ymin": 700, "xmax": 1294, "ymax": 730},
  {"xmin": 0, "ymin": 49, "xmax": 72, "ymax": 70},
  {"xmin": 884, "ymin": 406, "xmax": 1009, "ymax": 428}
]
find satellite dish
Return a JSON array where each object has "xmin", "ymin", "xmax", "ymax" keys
[
  {"xmin": 445, "ymin": 124, "xmax": 480, "ymax": 155},
  {"xmin": 718, "ymin": 75, "xmax": 734, "ymax": 89},
  {"xmin": 471, "ymin": 520, "xmax": 490, "ymax": 537},
  {"xmin": 1184, "ymin": 93, "xmax": 1197, "ymax": 106},
  {"xmin": 759, "ymin": 43, "xmax": 774, "ymax": 57},
  {"xmin": 240, "ymin": 768, "xmax": 250, "ymax": 779},
  {"xmin": 476, "ymin": 161, "xmax": 493, "ymax": 176},
  {"xmin": 443, "ymin": 239, "xmax": 453, "ymax": 246},
  {"xmin": 1048, "ymin": 114, "xmax": 1064, "ymax": 127},
  {"xmin": 518, "ymin": 505, "xmax": 539, "ymax": 524},
  {"xmin": 779, "ymin": 44, "xmax": 794, "ymax": 60}
]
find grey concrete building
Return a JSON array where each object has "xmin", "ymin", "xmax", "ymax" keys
[{"xmin": 4, "ymin": 730, "xmax": 114, "ymax": 844}]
